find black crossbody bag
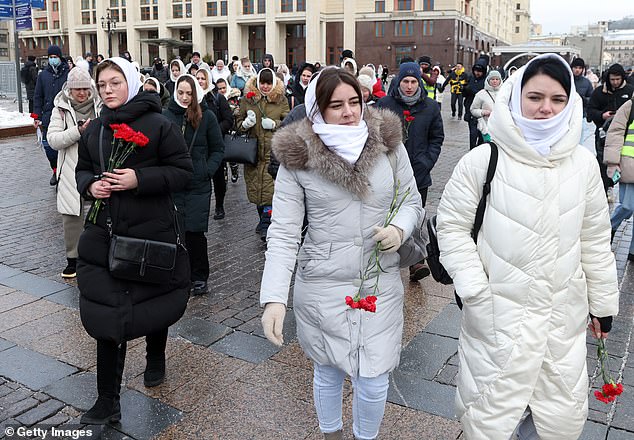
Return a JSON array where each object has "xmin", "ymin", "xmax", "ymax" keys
[
  {"xmin": 97, "ymin": 126, "xmax": 186, "ymax": 284},
  {"xmin": 426, "ymin": 142, "xmax": 498, "ymax": 307}
]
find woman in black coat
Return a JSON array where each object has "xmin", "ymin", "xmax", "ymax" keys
[
  {"xmin": 164, "ymin": 74, "xmax": 225, "ymax": 296},
  {"xmin": 75, "ymin": 57, "xmax": 193, "ymax": 425},
  {"xmin": 195, "ymin": 68, "xmax": 235, "ymax": 219}
]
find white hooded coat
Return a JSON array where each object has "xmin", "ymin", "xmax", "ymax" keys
[{"xmin": 436, "ymin": 59, "xmax": 619, "ymax": 439}]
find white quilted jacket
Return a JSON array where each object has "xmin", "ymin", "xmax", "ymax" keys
[{"xmin": 437, "ymin": 74, "xmax": 619, "ymax": 440}]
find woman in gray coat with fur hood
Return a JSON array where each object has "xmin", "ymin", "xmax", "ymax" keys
[{"xmin": 260, "ymin": 68, "xmax": 423, "ymax": 440}]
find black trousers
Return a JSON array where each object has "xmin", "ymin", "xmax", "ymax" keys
[
  {"xmin": 595, "ymin": 133, "xmax": 613, "ymax": 194},
  {"xmin": 212, "ymin": 162, "xmax": 227, "ymax": 210},
  {"xmin": 185, "ymin": 231, "xmax": 209, "ymax": 282},
  {"xmin": 467, "ymin": 117, "xmax": 483, "ymax": 150},
  {"xmin": 450, "ymin": 93, "xmax": 464, "ymax": 117},
  {"xmin": 96, "ymin": 329, "xmax": 167, "ymax": 399},
  {"xmin": 418, "ymin": 186, "xmax": 428, "ymax": 208}
]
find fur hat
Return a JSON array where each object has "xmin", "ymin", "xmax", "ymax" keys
[
  {"xmin": 358, "ymin": 66, "xmax": 375, "ymax": 78},
  {"xmin": 66, "ymin": 66, "xmax": 92, "ymax": 89},
  {"xmin": 357, "ymin": 74, "xmax": 375, "ymax": 93},
  {"xmin": 418, "ymin": 56, "xmax": 432, "ymax": 66}
]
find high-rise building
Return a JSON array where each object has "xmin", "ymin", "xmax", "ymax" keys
[{"xmin": 16, "ymin": 0, "xmax": 530, "ymax": 70}]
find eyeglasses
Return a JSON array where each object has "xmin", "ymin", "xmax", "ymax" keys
[{"xmin": 97, "ymin": 80, "xmax": 124, "ymax": 92}]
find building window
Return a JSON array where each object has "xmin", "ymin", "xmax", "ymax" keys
[
  {"xmin": 252, "ymin": 25, "xmax": 265, "ymax": 39},
  {"xmin": 257, "ymin": 0, "xmax": 265, "ymax": 13},
  {"xmin": 281, "ymin": 0, "xmax": 293, "ymax": 12},
  {"xmin": 0, "ymin": 34, "xmax": 7, "ymax": 43},
  {"xmin": 141, "ymin": 0, "xmax": 158, "ymax": 20},
  {"xmin": 38, "ymin": 21, "xmax": 48, "ymax": 30},
  {"xmin": 423, "ymin": 0, "xmax": 434, "ymax": 10},
  {"xmin": 172, "ymin": 0, "xmax": 191, "ymax": 18},
  {"xmin": 516, "ymin": 14, "xmax": 520, "ymax": 21},
  {"xmin": 53, "ymin": 20, "xmax": 60, "ymax": 29},
  {"xmin": 52, "ymin": 1, "xmax": 59, "ymax": 11},
  {"xmin": 287, "ymin": 24, "xmax": 305, "ymax": 38},
  {"xmin": 220, "ymin": 0, "xmax": 227, "ymax": 15},
  {"xmin": 296, "ymin": 0, "xmax": 305, "ymax": 11},
  {"xmin": 243, "ymin": 0, "xmax": 254, "ymax": 14},
  {"xmin": 81, "ymin": 11, "xmax": 91, "ymax": 24},
  {"xmin": 423, "ymin": 20, "xmax": 433, "ymax": 36},
  {"xmin": 395, "ymin": 46, "xmax": 413, "ymax": 65},
  {"xmin": 375, "ymin": 22, "xmax": 384, "ymax": 37},
  {"xmin": 207, "ymin": 1, "xmax": 217, "ymax": 16},
  {"xmin": 173, "ymin": 4, "xmax": 182, "ymax": 18},
  {"xmin": 0, "ymin": 48, "xmax": 8, "ymax": 57},
  {"xmin": 515, "ymin": 26, "xmax": 520, "ymax": 33},
  {"xmin": 375, "ymin": 1, "xmax": 385, "ymax": 12},
  {"xmin": 516, "ymin": 2, "xmax": 520, "ymax": 9},
  {"xmin": 213, "ymin": 27, "xmax": 228, "ymax": 40},
  {"xmin": 394, "ymin": 20, "xmax": 413, "ymax": 36},
  {"xmin": 396, "ymin": 0, "xmax": 412, "ymax": 10}
]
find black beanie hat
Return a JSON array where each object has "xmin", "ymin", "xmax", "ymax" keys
[
  {"xmin": 570, "ymin": 58, "xmax": 585, "ymax": 69},
  {"xmin": 418, "ymin": 55, "xmax": 431, "ymax": 66},
  {"xmin": 341, "ymin": 49, "xmax": 354, "ymax": 60},
  {"xmin": 47, "ymin": 45, "xmax": 62, "ymax": 57}
]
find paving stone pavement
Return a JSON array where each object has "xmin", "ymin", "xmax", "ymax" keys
[{"xmin": 0, "ymin": 100, "xmax": 633, "ymax": 439}]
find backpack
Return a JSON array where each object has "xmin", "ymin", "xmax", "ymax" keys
[
  {"xmin": 20, "ymin": 65, "xmax": 31, "ymax": 84},
  {"xmin": 426, "ymin": 142, "xmax": 498, "ymax": 307}
]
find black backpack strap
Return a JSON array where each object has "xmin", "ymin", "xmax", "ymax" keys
[{"xmin": 471, "ymin": 141, "xmax": 498, "ymax": 243}]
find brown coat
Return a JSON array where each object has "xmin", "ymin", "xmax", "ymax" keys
[
  {"xmin": 604, "ymin": 99, "xmax": 634, "ymax": 183},
  {"xmin": 236, "ymin": 77, "xmax": 290, "ymax": 205}
]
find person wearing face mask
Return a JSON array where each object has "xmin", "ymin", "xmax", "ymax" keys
[
  {"xmin": 196, "ymin": 68, "xmax": 235, "ymax": 217},
  {"xmin": 164, "ymin": 74, "xmax": 225, "ymax": 296},
  {"xmin": 260, "ymin": 67, "xmax": 422, "ymax": 440},
  {"xmin": 237, "ymin": 68, "xmax": 290, "ymax": 241},
  {"xmin": 230, "ymin": 57, "xmax": 258, "ymax": 95},
  {"xmin": 436, "ymin": 54, "xmax": 619, "ymax": 439},
  {"xmin": 150, "ymin": 57, "xmax": 169, "ymax": 84},
  {"xmin": 165, "ymin": 59, "xmax": 185, "ymax": 96},
  {"xmin": 289, "ymin": 62, "xmax": 315, "ymax": 108},
  {"xmin": 33, "ymin": 45, "xmax": 70, "ymax": 186},
  {"xmin": 75, "ymin": 57, "xmax": 193, "ymax": 425},
  {"xmin": 47, "ymin": 66, "xmax": 102, "ymax": 279},
  {"xmin": 469, "ymin": 70, "xmax": 502, "ymax": 143}
]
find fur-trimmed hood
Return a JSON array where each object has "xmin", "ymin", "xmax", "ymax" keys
[
  {"xmin": 244, "ymin": 76, "xmax": 286, "ymax": 104},
  {"xmin": 272, "ymin": 106, "xmax": 403, "ymax": 199}
]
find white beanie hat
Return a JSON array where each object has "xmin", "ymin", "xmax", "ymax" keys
[
  {"xmin": 357, "ymin": 74, "xmax": 374, "ymax": 93},
  {"xmin": 67, "ymin": 67, "xmax": 92, "ymax": 89}
]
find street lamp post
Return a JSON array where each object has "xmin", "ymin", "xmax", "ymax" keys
[{"xmin": 100, "ymin": 9, "xmax": 117, "ymax": 58}]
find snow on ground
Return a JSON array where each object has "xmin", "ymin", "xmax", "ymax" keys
[{"xmin": 0, "ymin": 99, "xmax": 33, "ymax": 128}]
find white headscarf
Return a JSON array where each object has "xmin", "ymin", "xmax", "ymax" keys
[
  {"xmin": 109, "ymin": 56, "xmax": 142, "ymax": 105},
  {"xmin": 196, "ymin": 68, "xmax": 215, "ymax": 95},
  {"xmin": 174, "ymin": 74, "xmax": 204, "ymax": 109},
  {"xmin": 256, "ymin": 68, "xmax": 278, "ymax": 96},
  {"xmin": 304, "ymin": 68, "xmax": 369, "ymax": 165},
  {"xmin": 169, "ymin": 59, "xmax": 186, "ymax": 82},
  {"xmin": 508, "ymin": 53, "xmax": 576, "ymax": 157},
  {"xmin": 143, "ymin": 76, "xmax": 161, "ymax": 92}
]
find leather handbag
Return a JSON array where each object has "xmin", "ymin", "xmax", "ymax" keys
[
  {"xmin": 97, "ymin": 126, "xmax": 185, "ymax": 284},
  {"xmin": 223, "ymin": 131, "xmax": 258, "ymax": 165}
]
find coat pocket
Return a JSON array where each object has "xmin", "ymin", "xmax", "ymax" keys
[{"xmin": 297, "ymin": 242, "xmax": 332, "ymax": 278}]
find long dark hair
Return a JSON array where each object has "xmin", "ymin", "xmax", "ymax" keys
[
  {"xmin": 177, "ymin": 75, "xmax": 202, "ymax": 129},
  {"xmin": 311, "ymin": 67, "xmax": 363, "ymax": 118}
]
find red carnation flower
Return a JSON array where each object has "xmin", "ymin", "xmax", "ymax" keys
[
  {"xmin": 405, "ymin": 116, "xmax": 415, "ymax": 122},
  {"xmin": 603, "ymin": 383, "xmax": 623, "ymax": 397},
  {"xmin": 403, "ymin": 110, "xmax": 411, "ymax": 116},
  {"xmin": 29, "ymin": 113, "xmax": 38, "ymax": 119},
  {"xmin": 246, "ymin": 91, "xmax": 256, "ymax": 99}
]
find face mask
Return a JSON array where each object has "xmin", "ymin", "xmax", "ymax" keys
[{"xmin": 48, "ymin": 57, "xmax": 61, "ymax": 67}]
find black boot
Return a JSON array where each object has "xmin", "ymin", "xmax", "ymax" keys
[
  {"xmin": 80, "ymin": 396, "xmax": 121, "ymax": 425},
  {"xmin": 144, "ymin": 329, "xmax": 167, "ymax": 387},
  {"xmin": 81, "ymin": 341, "xmax": 126, "ymax": 425},
  {"xmin": 61, "ymin": 258, "xmax": 77, "ymax": 278},
  {"xmin": 255, "ymin": 206, "xmax": 264, "ymax": 233}
]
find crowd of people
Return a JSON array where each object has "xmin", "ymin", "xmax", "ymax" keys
[{"xmin": 22, "ymin": 43, "xmax": 634, "ymax": 439}]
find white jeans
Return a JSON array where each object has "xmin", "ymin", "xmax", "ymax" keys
[{"xmin": 313, "ymin": 363, "xmax": 390, "ymax": 440}]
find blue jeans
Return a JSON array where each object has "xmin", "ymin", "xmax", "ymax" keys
[
  {"xmin": 611, "ymin": 182, "xmax": 634, "ymax": 253},
  {"xmin": 313, "ymin": 363, "xmax": 389, "ymax": 439}
]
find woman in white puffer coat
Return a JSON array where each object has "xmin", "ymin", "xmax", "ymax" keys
[
  {"xmin": 469, "ymin": 69, "xmax": 502, "ymax": 143},
  {"xmin": 47, "ymin": 67, "xmax": 101, "ymax": 279},
  {"xmin": 437, "ymin": 54, "xmax": 619, "ymax": 439}
]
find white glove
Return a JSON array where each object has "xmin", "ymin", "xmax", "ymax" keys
[
  {"xmin": 242, "ymin": 110, "xmax": 257, "ymax": 130},
  {"xmin": 261, "ymin": 117, "xmax": 276, "ymax": 130},
  {"xmin": 261, "ymin": 302, "xmax": 286, "ymax": 346},
  {"xmin": 372, "ymin": 225, "xmax": 404, "ymax": 253}
]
